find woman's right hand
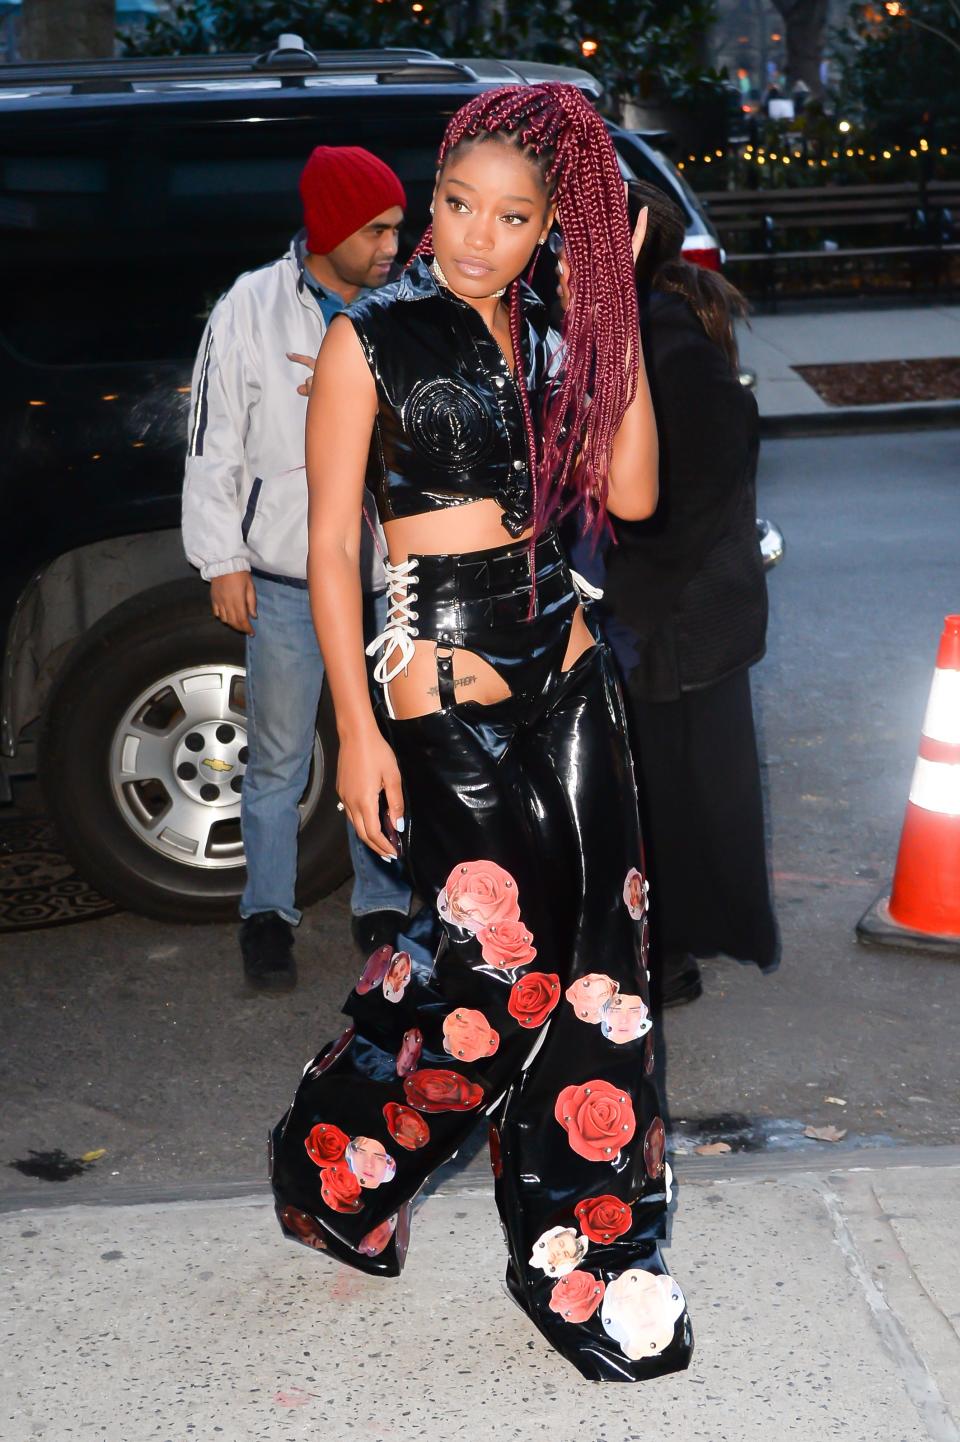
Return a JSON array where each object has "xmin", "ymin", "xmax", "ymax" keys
[{"xmin": 336, "ymin": 725, "xmax": 404, "ymax": 860}]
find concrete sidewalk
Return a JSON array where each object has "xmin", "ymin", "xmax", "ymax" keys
[
  {"xmin": 4, "ymin": 1148, "xmax": 959, "ymax": 1442},
  {"xmin": 735, "ymin": 300, "xmax": 960, "ymax": 430}
]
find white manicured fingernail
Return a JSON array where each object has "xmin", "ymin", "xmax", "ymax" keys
[{"xmin": 396, "ymin": 816, "xmax": 405, "ymax": 833}]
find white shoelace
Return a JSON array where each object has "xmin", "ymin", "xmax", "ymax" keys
[{"xmin": 365, "ymin": 558, "xmax": 420, "ymax": 685}]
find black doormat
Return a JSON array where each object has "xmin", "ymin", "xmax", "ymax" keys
[{"xmin": 0, "ymin": 817, "xmax": 117, "ymax": 933}]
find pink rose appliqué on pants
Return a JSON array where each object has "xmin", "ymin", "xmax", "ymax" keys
[{"xmin": 437, "ymin": 860, "xmax": 522, "ymax": 934}]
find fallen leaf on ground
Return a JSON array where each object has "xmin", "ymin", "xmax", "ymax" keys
[
  {"xmin": 804, "ymin": 1124, "xmax": 847, "ymax": 1143},
  {"xmin": 824, "ymin": 1096, "xmax": 847, "ymax": 1106},
  {"xmin": 80, "ymin": 1149, "xmax": 107, "ymax": 1163},
  {"xmin": 274, "ymin": 1388, "xmax": 319, "ymax": 1408},
  {"xmin": 694, "ymin": 1141, "xmax": 732, "ymax": 1155}
]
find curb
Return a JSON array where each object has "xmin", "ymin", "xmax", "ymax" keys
[
  {"xmin": 5, "ymin": 1144, "xmax": 960, "ymax": 1214},
  {"xmin": 760, "ymin": 400, "xmax": 960, "ymax": 438}
]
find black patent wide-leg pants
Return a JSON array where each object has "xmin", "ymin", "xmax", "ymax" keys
[{"xmin": 270, "ymin": 532, "xmax": 693, "ymax": 1382}]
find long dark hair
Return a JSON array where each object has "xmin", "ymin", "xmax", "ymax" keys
[
  {"xmin": 414, "ymin": 84, "xmax": 639, "ymax": 535},
  {"xmin": 626, "ymin": 179, "xmax": 749, "ymax": 373}
]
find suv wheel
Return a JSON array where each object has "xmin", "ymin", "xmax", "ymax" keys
[{"xmin": 38, "ymin": 580, "xmax": 349, "ymax": 922}]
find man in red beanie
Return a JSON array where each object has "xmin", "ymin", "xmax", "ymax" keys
[
  {"xmin": 182, "ymin": 147, "xmax": 411, "ymax": 993},
  {"xmin": 298, "ymin": 145, "xmax": 406, "ymax": 301}
]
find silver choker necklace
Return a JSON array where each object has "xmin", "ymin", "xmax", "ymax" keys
[{"xmin": 431, "ymin": 256, "xmax": 507, "ymax": 300}]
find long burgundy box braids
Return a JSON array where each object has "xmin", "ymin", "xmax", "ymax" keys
[{"xmin": 412, "ymin": 83, "xmax": 640, "ymax": 539}]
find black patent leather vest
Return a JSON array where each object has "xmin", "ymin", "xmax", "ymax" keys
[{"xmin": 345, "ymin": 256, "xmax": 554, "ymax": 538}]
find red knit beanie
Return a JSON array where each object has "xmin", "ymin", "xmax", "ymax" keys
[{"xmin": 300, "ymin": 146, "xmax": 407, "ymax": 255}]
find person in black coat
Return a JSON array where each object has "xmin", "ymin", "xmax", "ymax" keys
[{"xmin": 570, "ymin": 180, "xmax": 778, "ymax": 1006}]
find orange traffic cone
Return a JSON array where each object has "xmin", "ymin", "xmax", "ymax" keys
[{"xmin": 858, "ymin": 614, "xmax": 960, "ymax": 953}]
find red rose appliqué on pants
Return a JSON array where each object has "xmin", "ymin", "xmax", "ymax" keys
[
  {"xmin": 319, "ymin": 1160, "xmax": 363, "ymax": 1213},
  {"xmin": 304, "ymin": 1122, "xmax": 350, "ymax": 1168},
  {"xmin": 554, "ymin": 1080, "xmax": 637, "ymax": 1162},
  {"xmin": 644, "ymin": 1116, "xmax": 666, "ymax": 1178},
  {"xmin": 383, "ymin": 1102, "xmax": 431, "ymax": 1150},
  {"xmin": 574, "ymin": 1194, "xmax": 633, "ymax": 1243},
  {"xmin": 402, "ymin": 1068, "xmax": 485, "ymax": 1113},
  {"xmin": 507, "ymin": 972, "xmax": 561, "ymax": 1028}
]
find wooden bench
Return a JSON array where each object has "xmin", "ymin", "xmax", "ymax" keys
[{"xmin": 697, "ymin": 181, "xmax": 960, "ymax": 302}]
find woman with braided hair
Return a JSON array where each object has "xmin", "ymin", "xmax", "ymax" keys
[{"xmin": 269, "ymin": 83, "xmax": 693, "ymax": 1382}]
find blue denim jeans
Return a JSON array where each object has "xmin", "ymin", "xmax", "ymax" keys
[{"xmin": 240, "ymin": 577, "xmax": 412, "ymax": 926}]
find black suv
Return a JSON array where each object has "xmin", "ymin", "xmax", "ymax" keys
[{"xmin": 0, "ymin": 41, "xmax": 716, "ymax": 921}]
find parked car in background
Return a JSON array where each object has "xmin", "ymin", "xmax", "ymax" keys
[
  {"xmin": 0, "ymin": 39, "xmax": 738, "ymax": 922},
  {"xmin": 609, "ymin": 129, "xmax": 725, "ymax": 272}
]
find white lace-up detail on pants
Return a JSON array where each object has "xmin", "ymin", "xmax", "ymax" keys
[{"xmin": 366, "ymin": 558, "xmax": 420, "ymax": 717}]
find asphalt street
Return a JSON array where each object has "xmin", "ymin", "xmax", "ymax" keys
[{"xmin": 1, "ymin": 429, "xmax": 959, "ymax": 1209}]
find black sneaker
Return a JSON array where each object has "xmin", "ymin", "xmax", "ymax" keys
[
  {"xmin": 240, "ymin": 912, "xmax": 297, "ymax": 994},
  {"xmin": 350, "ymin": 909, "xmax": 408, "ymax": 956}
]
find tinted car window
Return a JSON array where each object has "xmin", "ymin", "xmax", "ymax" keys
[{"xmin": 0, "ymin": 98, "xmax": 446, "ymax": 367}]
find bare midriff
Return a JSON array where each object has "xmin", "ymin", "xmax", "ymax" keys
[{"xmin": 383, "ymin": 497, "xmax": 533, "ymax": 564}]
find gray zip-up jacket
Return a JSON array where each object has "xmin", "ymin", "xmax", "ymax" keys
[{"xmin": 181, "ymin": 233, "xmax": 385, "ymax": 590}]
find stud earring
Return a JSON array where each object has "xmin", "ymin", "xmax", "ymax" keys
[{"xmin": 429, "ymin": 203, "xmax": 435, "ymax": 216}]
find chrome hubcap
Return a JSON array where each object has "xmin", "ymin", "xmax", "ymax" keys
[{"xmin": 109, "ymin": 664, "xmax": 323, "ymax": 870}]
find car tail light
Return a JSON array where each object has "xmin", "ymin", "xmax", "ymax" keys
[{"xmin": 681, "ymin": 244, "xmax": 722, "ymax": 272}]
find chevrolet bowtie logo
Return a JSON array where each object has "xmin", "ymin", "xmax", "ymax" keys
[{"xmin": 202, "ymin": 757, "xmax": 233, "ymax": 774}]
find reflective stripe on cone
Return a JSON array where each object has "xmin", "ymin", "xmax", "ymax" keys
[
  {"xmin": 920, "ymin": 667, "xmax": 960, "ymax": 746},
  {"xmin": 907, "ymin": 757, "xmax": 960, "ymax": 816}
]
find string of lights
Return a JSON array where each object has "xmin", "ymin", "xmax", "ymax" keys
[{"xmin": 676, "ymin": 137, "xmax": 954, "ymax": 177}]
